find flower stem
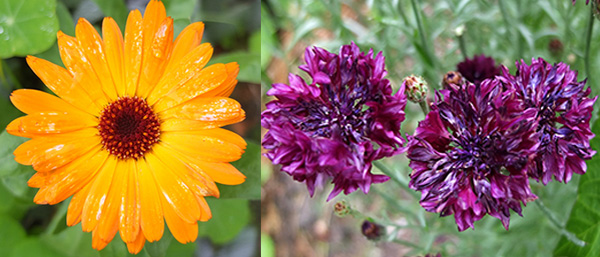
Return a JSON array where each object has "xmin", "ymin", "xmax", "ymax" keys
[
  {"xmin": 409, "ymin": 0, "xmax": 435, "ymax": 68},
  {"xmin": 534, "ymin": 200, "xmax": 586, "ymax": 247},
  {"xmin": 373, "ymin": 161, "xmax": 419, "ymax": 199},
  {"xmin": 419, "ymin": 101, "xmax": 429, "ymax": 115},
  {"xmin": 458, "ymin": 33, "xmax": 468, "ymax": 60},
  {"xmin": 584, "ymin": 6, "xmax": 595, "ymax": 82}
]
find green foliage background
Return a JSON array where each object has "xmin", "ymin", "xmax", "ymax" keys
[
  {"xmin": 261, "ymin": 0, "xmax": 600, "ymax": 256},
  {"xmin": 0, "ymin": 0, "xmax": 260, "ymax": 256}
]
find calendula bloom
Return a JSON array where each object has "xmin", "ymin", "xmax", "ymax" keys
[
  {"xmin": 7, "ymin": 0, "xmax": 246, "ymax": 253},
  {"xmin": 456, "ymin": 54, "xmax": 501, "ymax": 86},
  {"xmin": 407, "ymin": 79, "xmax": 539, "ymax": 231},
  {"xmin": 262, "ymin": 43, "xmax": 407, "ymax": 200},
  {"xmin": 499, "ymin": 58, "xmax": 596, "ymax": 185}
]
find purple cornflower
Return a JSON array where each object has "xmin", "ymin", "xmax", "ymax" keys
[
  {"xmin": 262, "ymin": 42, "xmax": 407, "ymax": 200},
  {"xmin": 407, "ymin": 79, "xmax": 539, "ymax": 231},
  {"xmin": 456, "ymin": 55, "xmax": 501, "ymax": 86},
  {"xmin": 499, "ymin": 58, "xmax": 597, "ymax": 185}
]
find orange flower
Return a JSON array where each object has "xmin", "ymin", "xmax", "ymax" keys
[{"xmin": 6, "ymin": 0, "xmax": 246, "ymax": 254}]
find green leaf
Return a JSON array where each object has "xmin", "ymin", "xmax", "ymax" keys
[
  {"xmin": 163, "ymin": 240, "xmax": 196, "ymax": 257},
  {"xmin": 218, "ymin": 141, "xmax": 260, "ymax": 200},
  {"xmin": 0, "ymin": 0, "xmax": 60, "ymax": 58},
  {"xmin": 249, "ymin": 30, "xmax": 260, "ymax": 55},
  {"xmin": 1, "ymin": 164, "xmax": 35, "ymax": 199},
  {"xmin": 41, "ymin": 224, "xmax": 101, "ymax": 257},
  {"xmin": 90, "ymin": 0, "xmax": 128, "ymax": 31},
  {"xmin": 260, "ymin": 5, "xmax": 276, "ymax": 69},
  {"xmin": 35, "ymin": 1, "xmax": 75, "ymax": 68},
  {"xmin": 260, "ymin": 234, "xmax": 275, "ymax": 257},
  {"xmin": 553, "ymin": 119, "xmax": 600, "ymax": 256},
  {"xmin": 209, "ymin": 51, "xmax": 260, "ymax": 84},
  {"xmin": 163, "ymin": 0, "xmax": 197, "ymax": 20},
  {"xmin": 0, "ymin": 215, "xmax": 27, "ymax": 257},
  {"xmin": 0, "ymin": 130, "xmax": 28, "ymax": 177},
  {"xmin": 197, "ymin": 199, "xmax": 250, "ymax": 244},
  {"xmin": 145, "ymin": 229, "xmax": 173, "ymax": 257},
  {"xmin": 10, "ymin": 238, "xmax": 64, "ymax": 257}
]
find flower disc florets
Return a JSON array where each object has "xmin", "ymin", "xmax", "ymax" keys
[
  {"xmin": 262, "ymin": 42, "xmax": 407, "ymax": 200},
  {"xmin": 499, "ymin": 58, "xmax": 597, "ymax": 184},
  {"xmin": 407, "ymin": 79, "xmax": 539, "ymax": 231},
  {"xmin": 99, "ymin": 96, "xmax": 161, "ymax": 160}
]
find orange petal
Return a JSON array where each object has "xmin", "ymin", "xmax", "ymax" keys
[
  {"xmin": 13, "ymin": 129, "xmax": 99, "ymax": 172},
  {"xmin": 188, "ymin": 161, "xmax": 245, "ymax": 186},
  {"xmin": 152, "ymin": 144, "xmax": 219, "ymax": 198},
  {"xmin": 138, "ymin": 159, "xmax": 164, "ymax": 242},
  {"xmin": 91, "ymin": 229, "xmax": 111, "ymax": 251},
  {"xmin": 159, "ymin": 96, "xmax": 243, "ymax": 124},
  {"xmin": 197, "ymin": 196, "xmax": 212, "ymax": 221},
  {"xmin": 76, "ymin": 18, "xmax": 118, "ymax": 100},
  {"xmin": 137, "ymin": 17, "xmax": 173, "ymax": 98},
  {"xmin": 56, "ymin": 32, "xmax": 109, "ymax": 111},
  {"xmin": 153, "ymin": 63, "xmax": 229, "ymax": 112},
  {"xmin": 67, "ymin": 182, "xmax": 93, "ymax": 226},
  {"xmin": 26, "ymin": 55, "xmax": 102, "ymax": 115},
  {"xmin": 142, "ymin": 0, "xmax": 167, "ymax": 51},
  {"xmin": 123, "ymin": 10, "xmax": 144, "ymax": 97},
  {"xmin": 203, "ymin": 62, "xmax": 240, "ymax": 98},
  {"xmin": 119, "ymin": 160, "xmax": 141, "ymax": 243},
  {"xmin": 145, "ymin": 152, "xmax": 201, "ymax": 223},
  {"xmin": 102, "ymin": 17, "xmax": 125, "ymax": 96},
  {"xmin": 82, "ymin": 157, "xmax": 118, "ymax": 232},
  {"xmin": 147, "ymin": 43, "xmax": 213, "ymax": 105},
  {"xmin": 160, "ymin": 130, "xmax": 245, "ymax": 163},
  {"xmin": 35, "ymin": 146, "xmax": 108, "ymax": 205},
  {"xmin": 96, "ymin": 159, "xmax": 133, "ymax": 244},
  {"xmin": 10, "ymin": 89, "xmax": 92, "ymax": 118},
  {"xmin": 161, "ymin": 115, "xmax": 245, "ymax": 131},
  {"xmin": 6, "ymin": 113, "xmax": 97, "ymax": 138},
  {"xmin": 126, "ymin": 227, "xmax": 146, "ymax": 254},
  {"xmin": 166, "ymin": 22, "xmax": 204, "ymax": 73},
  {"xmin": 162, "ymin": 195, "xmax": 198, "ymax": 244}
]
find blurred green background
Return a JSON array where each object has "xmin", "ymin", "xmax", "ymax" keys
[
  {"xmin": 261, "ymin": 0, "xmax": 600, "ymax": 256},
  {"xmin": 0, "ymin": 0, "xmax": 260, "ymax": 256}
]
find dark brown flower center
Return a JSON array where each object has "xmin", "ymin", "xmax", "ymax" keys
[{"xmin": 98, "ymin": 96, "xmax": 160, "ymax": 159}]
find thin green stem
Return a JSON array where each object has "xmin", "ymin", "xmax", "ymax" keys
[
  {"xmin": 409, "ymin": 0, "xmax": 435, "ymax": 68},
  {"xmin": 534, "ymin": 200, "xmax": 586, "ymax": 247},
  {"xmin": 373, "ymin": 161, "xmax": 419, "ymax": 199},
  {"xmin": 391, "ymin": 238, "xmax": 425, "ymax": 250},
  {"xmin": 395, "ymin": 0, "xmax": 409, "ymax": 26},
  {"xmin": 585, "ymin": 6, "xmax": 595, "ymax": 82},
  {"xmin": 419, "ymin": 101, "xmax": 429, "ymax": 115}
]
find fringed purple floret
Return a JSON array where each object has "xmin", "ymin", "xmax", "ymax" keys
[
  {"xmin": 407, "ymin": 79, "xmax": 539, "ymax": 231},
  {"xmin": 262, "ymin": 42, "xmax": 407, "ymax": 200},
  {"xmin": 456, "ymin": 54, "xmax": 501, "ymax": 86},
  {"xmin": 499, "ymin": 58, "xmax": 597, "ymax": 185}
]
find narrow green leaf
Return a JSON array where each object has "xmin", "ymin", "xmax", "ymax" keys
[
  {"xmin": 0, "ymin": 0, "xmax": 60, "ymax": 58},
  {"xmin": 218, "ymin": 142, "xmax": 260, "ymax": 199},
  {"xmin": 260, "ymin": 234, "xmax": 275, "ymax": 257},
  {"xmin": 197, "ymin": 199, "xmax": 250, "ymax": 244}
]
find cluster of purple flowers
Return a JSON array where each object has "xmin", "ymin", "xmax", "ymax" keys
[
  {"xmin": 262, "ymin": 42, "xmax": 596, "ymax": 230},
  {"xmin": 261, "ymin": 42, "xmax": 407, "ymax": 200},
  {"xmin": 408, "ymin": 56, "xmax": 596, "ymax": 230}
]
